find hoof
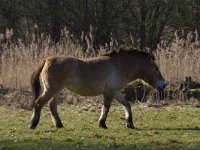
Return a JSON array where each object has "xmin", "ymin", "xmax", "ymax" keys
[
  {"xmin": 99, "ymin": 120, "xmax": 108, "ymax": 129},
  {"xmin": 127, "ymin": 123, "xmax": 135, "ymax": 129},
  {"xmin": 99, "ymin": 124, "xmax": 108, "ymax": 129},
  {"xmin": 56, "ymin": 124, "xmax": 64, "ymax": 128},
  {"xmin": 29, "ymin": 124, "xmax": 36, "ymax": 129}
]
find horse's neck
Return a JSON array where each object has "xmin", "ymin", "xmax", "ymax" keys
[{"xmin": 115, "ymin": 56, "xmax": 141, "ymax": 82}]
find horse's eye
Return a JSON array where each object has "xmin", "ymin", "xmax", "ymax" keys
[{"xmin": 154, "ymin": 67, "xmax": 159, "ymax": 72}]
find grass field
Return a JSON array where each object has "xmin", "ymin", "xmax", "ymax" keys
[{"xmin": 0, "ymin": 105, "xmax": 200, "ymax": 150}]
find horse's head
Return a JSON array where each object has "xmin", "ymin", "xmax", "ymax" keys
[
  {"xmin": 141, "ymin": 56, "xmax": 166, "ymax": 92},
  {"xmin": 106, "ymin": 48, "xmax": 166, "ymax": 92}
]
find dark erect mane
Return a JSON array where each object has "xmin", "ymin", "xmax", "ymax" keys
[{"xmin": 102, "ymin": 46, "xmax": 155, "ymax": 60}]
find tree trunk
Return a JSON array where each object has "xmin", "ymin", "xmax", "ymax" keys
[{"xmin": 48, "ymin": 0, "xmax": 62, "ymax": 43}]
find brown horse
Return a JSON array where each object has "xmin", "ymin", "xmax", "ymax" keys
[{"xmin": 26, "ymin": 47, "xmax": 166, "ymax": 129}]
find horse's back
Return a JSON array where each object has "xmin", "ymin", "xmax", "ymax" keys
[{"xmin": 78, "ymin": 56, "xmax": 113, "ymax": 81}]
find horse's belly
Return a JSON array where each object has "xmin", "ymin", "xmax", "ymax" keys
[{"xmin": 66, "ymin": 84, "xmax": 104, "ymax": 96}]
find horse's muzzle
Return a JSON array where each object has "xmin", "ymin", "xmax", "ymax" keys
[{"xmin": 156, "ymin": 81, "xmax": 166, "ymax": 92}]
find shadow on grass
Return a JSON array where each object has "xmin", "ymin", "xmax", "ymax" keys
[
  {"xmin": 162, "ymin": 127, "xmax": 200, "ymax": 131},
  {"xmin": 1, "ymin": 139, "xmax": 199, "ymax": 150},
  {"xmin": 134, "ymin": 127, "xmax": 200, "ymax": 131}
]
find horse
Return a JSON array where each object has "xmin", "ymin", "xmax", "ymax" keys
[{"xmin": 26, "ymin": 47, "xmax": 166, "ymax": 129}]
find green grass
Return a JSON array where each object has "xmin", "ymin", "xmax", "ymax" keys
[
  {"xmin": 0, "ymin": 105, "xmax": 200, "ymax": 150},
  {"xmin": 189, "ymin": 88, "xmax": 200, "ymax": 92}
]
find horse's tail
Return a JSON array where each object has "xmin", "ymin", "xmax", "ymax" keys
[{"xmin": 22, "ymin": 59, "xmax": 46, "ymax": 111}]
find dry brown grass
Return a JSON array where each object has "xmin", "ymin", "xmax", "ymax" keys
[
  {"xmin": 155, "ymin": 31, "xmax": 200, "ymax": 82},
  {"xmin": 0, "ymin": 29, "xmax": 105, "ymax": 106},
  {"xmin": 0, "ymin": 29, "xmax": 200, "ymax": 106}
]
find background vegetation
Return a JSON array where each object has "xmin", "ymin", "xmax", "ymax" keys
[
  {"xmin": 0, "ymin": 0, "xmax": 200, "ymax": 105},
  {"xmin": 0, "ymin": 1, "xmax": 200, "ymax": 149},
  {"xmin": 0, "ymin": 0, "xmax": 200, "ymax": 50}
]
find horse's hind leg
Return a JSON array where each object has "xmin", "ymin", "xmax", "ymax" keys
[
  {"xmin": 29, "ymin": 91, "xmax": 52, "ymax": 129},
  {"xmin": 115, "ymin": 90, "xmax": 135, "ymax": 129},
  {"xmin": 48, "ymin": 98, "xmax": 64, "ymax": 128},
  {"xmin": 99, "ymin": 93, "xmax": 114, "ymax": 129}
]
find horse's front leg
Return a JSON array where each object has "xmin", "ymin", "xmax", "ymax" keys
[
  {"xmin": 99, "ymin": 93, "xmax": 113, "ymax": 129},
  {"xmin": 115, "ymin": 90, "xmax": 135, "ymax": 129}
]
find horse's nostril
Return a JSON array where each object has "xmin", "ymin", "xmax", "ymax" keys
[
  {"xmin": 162, "ymin": 84, "xmax": 166, "ymax": 89},
  {"xmin": 157, "ymin": 81, "xmax": 166, "ymax": 91}
]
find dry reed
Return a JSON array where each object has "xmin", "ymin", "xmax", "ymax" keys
[
  {"xmin": 155, "ymin": 31, "xmax": 200, "ymax": 82},
  {"xmin": 0, "ymin": 29, "xmax": 200, "ymax": 106}
]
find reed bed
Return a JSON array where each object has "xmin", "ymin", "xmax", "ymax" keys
[{"xmin": 0, "ymin": 30, "xmax": 200, "ymax": 106}]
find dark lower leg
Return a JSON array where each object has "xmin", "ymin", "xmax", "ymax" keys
[
  {"xmin": 99, "ymin": 94, "xmax": 113, "ymax": 129},
  {"xmin": 126, "ymin": 114, "xmax": 134, "ymax": 128},
  {"xmin": 99, "ymin": 105, "xmax": 110, "ymax": 129},
  {"xmin": 115, "ymin": 92, "xmax": 135, "ymax": 129},
  {"xmin": 48, "ymin": 99, "xmax": 63, "ymax": 128},
  {"xmin": 29, "ymin": 93, "xmax": 51, "ymax": 129},
  {"xmin": 124, "ymin": 103, "xmax": 134, "ymax": 129},
  {"xmin": 29, "ymin": 107, "xmax": 41, "ymax": 129}
]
